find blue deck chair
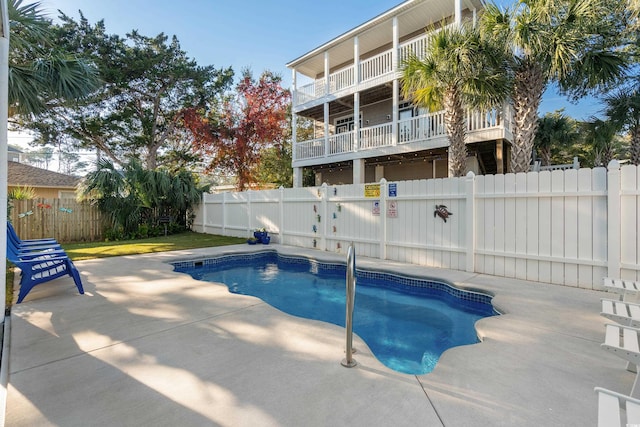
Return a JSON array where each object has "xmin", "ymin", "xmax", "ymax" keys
[
  {"xmin": 7, "ymin": 221, "xmax": 59, "ymax": 248},
  {"xmin": 6, "ymin": 236, "xmax": 84, "ymax": 304}
]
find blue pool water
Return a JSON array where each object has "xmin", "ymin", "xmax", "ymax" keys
[{"xmin": 173, "ymin": 252, "xmax": 496, "ymax": 375}]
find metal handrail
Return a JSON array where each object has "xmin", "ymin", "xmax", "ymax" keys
[{"xmin": 341, "ymin": 243, "xmax": 357, "ymax": 368}]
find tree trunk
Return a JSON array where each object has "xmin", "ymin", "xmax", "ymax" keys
[
  {"xmin": 443, "ymin": 87, "xmax": 467, "ymax": 177},
  {"xmin": 631, "ymin": 125, "xmax": 640, "ymax": 166},
  {"xmin": 539, "ymin": 146, "xmax": 552, "ymax": 167},
  {"xmin": 511, "ymin": 63, "xmax": 545, "ymax": 173}
]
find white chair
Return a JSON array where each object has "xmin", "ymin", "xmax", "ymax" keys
[
  {"xmin": 602, "ymin": 299, "xmax": 640, "ymax": 328},
  {"xmin": 604, "ymin": 278, "xmax": 640, "ymax": 302},
  {"xmin": 602, "ymin": 323, "xmax": 640, "ymax": 395},
  {"xmin": 595, "ymin": 387, "xmax": 640, "ymax": 427}
]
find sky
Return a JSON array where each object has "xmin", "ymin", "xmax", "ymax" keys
[
  {"xmin": 11, "ymin": 0, "xmax": 603, "ymax": 155},
  {"xmin": 36, "ymin": 0, "xmax": 604, "ymax": 119}
]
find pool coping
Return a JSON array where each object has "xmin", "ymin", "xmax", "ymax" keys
[{"xmin": 171, "ymin": 248, "xmax": 499, "ymax": 312}]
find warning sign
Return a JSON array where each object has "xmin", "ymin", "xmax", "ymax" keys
[
  {"xmin": 365, "ymin": 184, "xmax": 380, "ymax": 198},
  {"xmin": 387, "ymin": 201, "xmax": 398, "ymax": 218},
  {"xmin": 388, "ymin": 183, "xmax": 397, "ymax": 197},
  {"xmin": 372, "ymin": 200, "xmax": 380, "ymax": 216}
]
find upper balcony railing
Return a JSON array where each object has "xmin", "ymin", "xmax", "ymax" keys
[
  {"xmin": 293, "ymin": 106, "xmax": 513, "ymax": 163},
  {"xmin": 294, "ymin": 32, "xmax": 431, "ymax": 107}
]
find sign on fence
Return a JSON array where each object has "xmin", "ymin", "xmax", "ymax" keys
[
  {"xmin": 387, "ymin": 201, "xmax": 398, "ymax": 218},
  {"xmin": 364, "ymin": 184, "xmax": 380, "ymax": 198}
]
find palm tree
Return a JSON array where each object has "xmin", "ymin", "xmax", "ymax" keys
[
  {"xmin": 79, "ymin": 159, "xmax": 205, "ymax": 237},
  {"xmin": 401, "ymin": 23, "xmax": 509, "ymax": 177},
  {"xmin": 534, "ymin": 111, "xmax": 578, "ymax": 166},
  {"xmin": 8, "ymin": 0, "xmax": 100, "ymax": 116},
  {"xmin": 582, "ymin": 119, "xmax": 618, "ymax": 167},
  {"xmin": 605, "ymin": 89, "xmax": 640, "ymax": 165},
  {"xmin": 480, "ymin": 0, "xmax": 626, "ymax": 173}
]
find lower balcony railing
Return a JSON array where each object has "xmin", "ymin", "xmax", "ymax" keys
[{"xmin": 294, "ymin": 107, "xmax": 512, "ymax": 163}]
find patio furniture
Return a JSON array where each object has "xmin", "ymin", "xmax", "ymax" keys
[
  {"xmin": 594, "ymin": 387, "xmax": 640, "ymax": 427},
  {"xmin": 601, "ymin": 299, "xmax": 640, "ymax": 328},
  {"xmin": 6, "ymin": 230, "xmax": 84, "ymax": 303},
  {"xmin": 604, "ymin": 278, "xmax": 640, "ymax": 302},
  {"xmin": 601, "ymin": 323, "xmax": 640, "ymax": 397},
  {"xmin": 7, "ymin": 221, "xmax": 59, "ymax": 249}
]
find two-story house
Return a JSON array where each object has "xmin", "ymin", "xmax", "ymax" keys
[{"xmin": 287, "ymin": 0, "xmax": 513, "ymax": 187}]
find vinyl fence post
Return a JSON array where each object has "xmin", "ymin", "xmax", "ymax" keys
[
  {"xmin": 279, "ymin": 186, "xmax": 285, "ymax": 244},
  {"xmin": 321, "ymin": 183, "xmax": 328, "ymax": 251},
  {"xmin": 247, "ymin": 190, "xmax": 252, "ymax": 237},
  {"xmin": 221, "ymin": 192, "xmax": 227, "ymax": 236},
  {"xmin": 201, "ymin": 193, "xmax": 207, "ymax": 233},
  {"xmin": 465, "ymin": 171, "xmax": 476, "ymax": 273},
  {"xmin": 379, "ymin": 178, "xmax": 387, "ymax": 260},
  {"xmin": 607, "ymin": 160, "xmax": 621, "ymax": 280}
]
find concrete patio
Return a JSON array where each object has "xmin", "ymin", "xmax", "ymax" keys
[{"xmin": 4, "ymin": 244, "xmax": 629, "ymax": 426}]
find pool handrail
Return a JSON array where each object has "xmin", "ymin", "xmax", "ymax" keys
[{"xmin": 342, "ymin": 243, "xmax": 357, "ymax": 368}]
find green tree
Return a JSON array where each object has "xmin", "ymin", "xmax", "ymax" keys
[
  {"xmin": 79, "ymin": 159, "xmax": 205, "ymax": 238},
  {"xmin": 605, "ymin": 89, "xmax": 640, "ymax": 165},
  {"xmin": 582, "ymin": 119, "xmax": 620, "ymax": 167},
  {"xmin": 401, "ymin": 23, "xmax": 509, "ymax": 177},
  {"xmin": 534, "ymin": 110, "xmax": 579, "ymax": 166},
  {"xmin": 183, "ymin": 70, "xmax": 291, "ymax": 191},
  {"xmin": 481, "ymin": 0, "xmax": 626, "ymax": 173},
  {"xmin": 23, "ymin": 13, "xmax": 234, "ymax": 170},
  {"xmin": 8, "ymin": 0, "xmax": 99, "ymax": 117}
]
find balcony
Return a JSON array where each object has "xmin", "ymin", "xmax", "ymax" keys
[
  {"xmin": 293, "ymin": 32, "xmax": 433, "ymax": 109},
  {"xmin": 293, "ymin": 107, "xmax": 513, "ymax": 165}
]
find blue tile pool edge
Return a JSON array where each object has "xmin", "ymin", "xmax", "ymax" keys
[{"xmin": 170, "ymin": 249, "xmax": 501, "ymax": 316}]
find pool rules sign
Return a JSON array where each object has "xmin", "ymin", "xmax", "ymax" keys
[{"xmin": 387, "ymin": 201, "xmax": 398, "ymax": 218}]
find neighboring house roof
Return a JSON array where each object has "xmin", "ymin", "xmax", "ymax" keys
[
  {"xmin": 7, "ymin": 161, "xmax": 79, "ymax": 189},
  {"xmin": 8, "ymin": 146, "xmax": 22, "ymax": 153}
]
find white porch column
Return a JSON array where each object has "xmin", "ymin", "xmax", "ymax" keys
[
  {"xmin": 293, "ymin": 167, "xmax": 303, "ymax": 188},
  {"xmin": 353, "ymin": 36, "xmax": 360, "ymax": 152},
  {"xmin": 375, "ymin": 165, "xmax": 385, "ymax": 182},
  {"xmin": 353, "ymin": 159, "xmax": 365, "ymax": 184},
  {"xmin": 324, "ymin": 51, "xmax": 330, "ymax": 159},
  {"xmin": 353, "ymin": 92, "xmax": 360, "ymax": 152},
  {"xmin": 315, "ymin": 171, "xmax": 323, "ymax": 186},
  {"xmin": 324, "ymin": 51, "xmax": 330, "ymax": 95},
  {"xmin": 455, "ymin": 0, "xmax": 462, "ymax": 26},
  {"xmin": 291, "ymin": 67, "xmax": 297, "ymax": 108},
  {"xmin": 324, "ymin": 102, "xmax": 330, "ymax": 157},
  {"xmin": 392, "ymin": 17, "xmax": 399, "ymax": 146},
  {"xmin": 291, "ymin": 68, "xmax": 298, "ymax": 163}
]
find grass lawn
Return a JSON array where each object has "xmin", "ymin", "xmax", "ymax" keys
[{"xmin": 62, "ymin": 231, "xmax": 247, "ymax": 261}]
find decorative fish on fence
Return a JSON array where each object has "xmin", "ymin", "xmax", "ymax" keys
[{"xmin": 434, "ymin": 205, "xmax": 452, "ymax": 222}]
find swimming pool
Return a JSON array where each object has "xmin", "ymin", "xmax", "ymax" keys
[{"xmin": 173, "ymin": 251, "xmax": 497, "ymax": 375}]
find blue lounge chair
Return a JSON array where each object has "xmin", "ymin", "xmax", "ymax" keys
[
  {"xmin": 6, "ymin": 224, "xmax": 84, "ymax": 303},
  {"xmin": 7, "ymin": 221, "xmax": 59, "ymax": 249}
]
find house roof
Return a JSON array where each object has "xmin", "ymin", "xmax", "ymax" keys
[{"xmin": 7, "ymin": 161, "xmax": 80, "ymax": 189}]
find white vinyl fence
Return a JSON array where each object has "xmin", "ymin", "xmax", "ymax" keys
[{"xmin": 193, "ymin": 161, "xmax": 640, "ymax": 290}]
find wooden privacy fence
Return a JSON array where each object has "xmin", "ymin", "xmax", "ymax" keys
[
  {"xmin": 9, "ymin": 198, "xmax": 105, "ymax": 242},
  {"xmin": 193, "ymin": 161, "xmax": 640, "ymax": 290}
]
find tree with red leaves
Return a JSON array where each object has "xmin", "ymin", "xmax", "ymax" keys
[{"xmin": 182, "ymin": 70, "xmax": 291, "ymax": 191}]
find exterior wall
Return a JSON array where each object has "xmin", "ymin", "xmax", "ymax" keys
[
  {"xmin": 8, "ymin": 185, "xmax": 75, "ymax": 199},
  {"xmin": 315, "ymin": 168, "xmax": 353, "ymax": 186},
  {"xmin": 194, "ymin": 162, "xmax": 638, "ymax": 289},
  {"xmin": 362, "ymin": 100, "xmax": 392, "ymax": 127}
]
